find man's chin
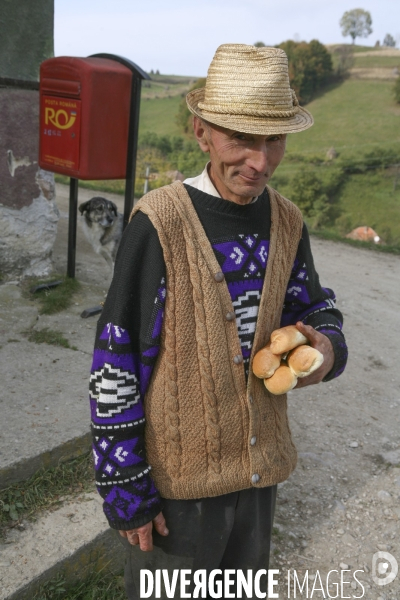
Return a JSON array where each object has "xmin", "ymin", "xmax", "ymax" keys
[
  {"xmin": 220, "ymin": 177, "xmax": 268, "ymax": 203},
  {"xmin": 238, "ymin": 173, "xmax": 268, "ymax": 187},
  {"xmin": 237, "ymin": 181, "xmax": 267, "ymax": 198}
]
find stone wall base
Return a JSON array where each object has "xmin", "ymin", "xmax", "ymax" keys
[{"xmin": 0, "ymin": 169, "xmax": 59, "ymax": 279}]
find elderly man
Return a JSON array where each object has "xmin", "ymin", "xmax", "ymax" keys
[{"xmin": 89, "ymin": 44, "xmax": 347, "ymax": 598}]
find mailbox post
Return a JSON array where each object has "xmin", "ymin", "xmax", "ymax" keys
[{"xmin": 39, "ymin": 55, "xmax": 149, "ymax": 278}]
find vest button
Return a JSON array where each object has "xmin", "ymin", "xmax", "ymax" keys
[
  {"xmin": 250, "ymin": 436, "xmax": 257, "ymax": 446},
  {"xmin": 233, "ymin": 354, "xmax": 243, "ymax": 365},
  {"xmin": 251, "ymin": 473, "xmax": 260, "ymax": 484},
  {"xmin": 214, "ymin": 271, "xmax": 225, "ymax": 282},
  {"xmin": 249, "ymin": 395, "xmax": 254, "ymax": 404},
  {"xmin": 226, "ymin": 312, "xmax": 235, "ymax": 321}
]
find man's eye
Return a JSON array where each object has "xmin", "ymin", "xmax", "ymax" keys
[
  {"xmin": 267, "ymin": 136, "xmax": 281, "ymax": 142},
  {"xmin": 234, "ymin": 134, "xmax": 247, "ymax": 141}
]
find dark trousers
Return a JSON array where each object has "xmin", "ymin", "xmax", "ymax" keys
[{"xmin": 120, "ymin": 485, "xmax": 277, "ymax": 600}]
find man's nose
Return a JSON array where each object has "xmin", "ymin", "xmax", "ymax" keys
[{"xmin": 246, "ymin": 145, "xmax": 268, "ymax": 174}]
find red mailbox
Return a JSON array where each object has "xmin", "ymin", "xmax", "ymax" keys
[{"xmin": 39, "ymin": 57, "xmax": 132, "ymax": 179}]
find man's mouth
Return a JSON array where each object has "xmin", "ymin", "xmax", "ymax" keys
[{"xmin": 238, "ymin": 173, "xmax": 267, "ymax": 184}]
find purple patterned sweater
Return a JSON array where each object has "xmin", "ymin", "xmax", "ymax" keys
[{"xmin": 89, "ymin": 185, "xmax": 348, "ymax": 530}]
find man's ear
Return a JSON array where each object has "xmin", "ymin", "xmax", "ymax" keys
[{"xmin": 193, "ymin": 117, "xmax": 210, "ymax": 153}]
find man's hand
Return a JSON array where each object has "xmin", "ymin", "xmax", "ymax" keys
[
  {"xmin": 119, "ymin": 511, "xmax": 168, "ymax": 551},
  {"xmin": 294, "ymin": 322, "xmax": 334, "ymax": 388}
]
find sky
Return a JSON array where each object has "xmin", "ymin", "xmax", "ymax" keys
[{"xmin": 55, "ymin": 0, "xmax": 400, "ymax": 76}]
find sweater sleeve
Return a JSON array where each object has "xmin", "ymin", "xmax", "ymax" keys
[
  {"xmin": 280, "ymin": 223, "xmax": 348, "ymax": 381},
  {"xmin": 89, "ymin": 211, "xmax": 166, "ymax": 530}
]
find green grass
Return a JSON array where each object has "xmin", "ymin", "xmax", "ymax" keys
[
  {"xmin": 309, "ymin": 227, "xmax": 400, "ymax": 255},
  {"xmin": 32, "ymin": 570, "xmax": 125, "ymax": 600},
  {"xmin": 285, "ymin": 79, "xmax": 400, "ymax": 157},
  {"xmin": 25, "ymin": 276, "xmax": 81, "ymax": 315},
  {"xmin": 54, "ymin": 174, "xmax": 126, "ymax": 196},
  {"xmin": 352, "ymin": 45, "xmax": 381, "ymax": 53},
  {"xmin": 327, "ymin": 44, "xmax": 377, "ymax": 53},
  {"xmin": 0, "ymin": 452, "xmax": 94, "ymax": 531},
  {"xmin": 141, "ymin": 77, "xmax": 194, "ymax": 101},
  {"xmin": 149, "ymin": 73, "xmax": 197, "ymax": 84},
  {"xmin": 334, "ymin": 170, "xmax": 400, "ymax": 245},
  {"xmin": 270, "ymin": 77, "xmax": 400, "ymax": 245},
  {"xmin": 327, "ymin": 44, "xmax": 393, "ymax": 54},
  {"xmin": 139, "ymin": 94, "xmax": 184, "ymax": 136},
  {"xmin": 24, "ymin": 327, "xmax": 78, "ymax": 350},
  {"xmin": 353, "ymin": 55, "xmax": 400, "ymax": 68},
  {"xmin": 272, "ymin": 164, "xmax": 400, "ymax": 246}
]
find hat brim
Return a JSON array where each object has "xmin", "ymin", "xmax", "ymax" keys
[{"xmin": 186, "ymin": 88, "xmax": 314, "ymax": 135}]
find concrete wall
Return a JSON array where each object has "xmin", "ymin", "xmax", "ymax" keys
[
  {"xmin": 0, "ymin": 0, "xmax": 54, "ymax": 81},
  {"xmin": 0, "ymin": 0, "xmax": 58, "ymax": 279}
]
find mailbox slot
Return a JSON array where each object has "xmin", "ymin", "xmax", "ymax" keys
[{"xmin": 41, "ymin": 78, "xmax": 81, "ymax": 97}]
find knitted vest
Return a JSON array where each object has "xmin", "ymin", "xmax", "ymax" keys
[{"xmin": 130, "ymin": 181, "xmax": 303, "ymax": 499}]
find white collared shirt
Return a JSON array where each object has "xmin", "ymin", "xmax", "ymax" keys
[{"xmin": 184, "ymin": 163, "xmax": 258, "ymax": 203}]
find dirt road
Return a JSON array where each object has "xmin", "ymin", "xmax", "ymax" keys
[{"xmin": 269, "ymin": 237, "xmax": 400, "ymax": 599}]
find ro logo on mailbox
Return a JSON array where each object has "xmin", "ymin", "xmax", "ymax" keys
[{"xmin": 45, "ymin": 108, "xmax": 76, "ymax": 130}]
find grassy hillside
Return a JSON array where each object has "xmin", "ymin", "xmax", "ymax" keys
[
  {"xmin": 270, "ymin": 167, "xmax": 400, "ymax": 245},
  {"xmin": 141, "ymin": 74, "xmax": 195, "ymax": 101},
  {"xmin": 335, "ymin": 170, "xmax": 400, "ymax": 245},
  {"xmin": 137, "ymin": 50, "xmax": 400, "ymax": 145},
  {"xmin": 273, "ymin": 72, "xmax": 400, "ymax": 245},
  {"xmin": 138, "ymin": 73, "xmax": 199, "ymax": 136},
  {"xmin": 284, "ymin": 79, "xmax": 400, "ymax": 157},
  {"xmin": 139, "ymin": 95, "xmax": 183, "ymax": 136},
  {"xmin": 327, "ymin": 44, "xmax": 386, "ymax": 54},
  {"xmin": 138, "ymin": 75, "xmax": 400, "ymax": 151},
  {"xmin": 353, "ymin": 55, "xmax": 400, "ymax": 69}
]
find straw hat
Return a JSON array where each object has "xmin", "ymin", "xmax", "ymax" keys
[{"xmin": 186, "ymin": 44, "xmax": 313, "ymax": 135}]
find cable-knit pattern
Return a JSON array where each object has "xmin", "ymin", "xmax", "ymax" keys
[
  {"xmin": 130, "ymin": 191, "xmax": 182, "ymax": 477},
  {"xmin": 284, "ymin": 407, "xmax": 297, "ymax": 457},
  {"xmin": 182, "ymin": 226, "xmax": 222, "ymax": 474},
  {"xmin": 267, "ymin": 189, "xmax": 303, "ymax": 467},
  {"xmin": 247, "ymin": 186, "xmax": 302, "ymax": 477},
  {"xmin": 162, "ymin": 260, "xmax": 182, "ymax": 475},
  {"xmin": 270, "ymin": 396, "xmax": 290, "ymax": 466}
]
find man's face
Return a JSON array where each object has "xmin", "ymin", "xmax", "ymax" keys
[{"xmin": 193, "ymin": 117, "xmax": 287, "ymax": 205}]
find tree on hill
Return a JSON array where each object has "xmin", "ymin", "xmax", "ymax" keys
[
  {"xmin": 277, "ymin": 39, "xmax": 333, "ymax": 103},
  {"xmin": 254, "ymin": 41, "xmax": 266, "ymax": 47},
  {"xmin": 340, "ymin": 9, "xmax": 372, "ymax": 44},
  {"xmin": 176, "ymin": 78, "xmax": 206, "ymax": 134},
  {"xmin": 383, "ymin": 33, "xmax": 396, "ymax": 47}
]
